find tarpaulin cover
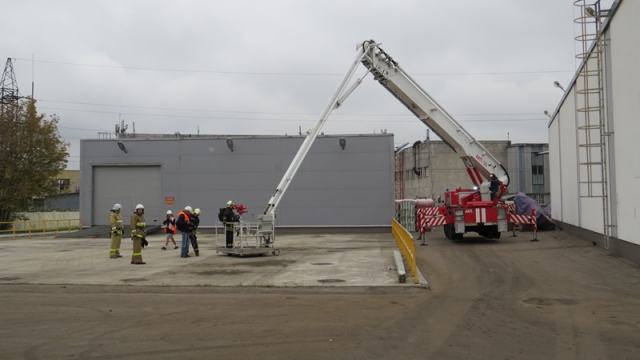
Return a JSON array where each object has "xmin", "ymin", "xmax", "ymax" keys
[{"xmin": 514, "ymin": 192, "xmax": 555, "ymax": 230}]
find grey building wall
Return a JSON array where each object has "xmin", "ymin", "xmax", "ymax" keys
[
  {"xmin": 506, "ymin": 144, "xmax": 550, "ymax": 205},
  {"xmin": 400, "ymin": 140, "xmax": 510, "ymax": 200},
  {"xmin": 80, "ymin": 134, "xmax": 394, "ymax": 228}
]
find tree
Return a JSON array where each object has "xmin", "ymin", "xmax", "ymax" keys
[{"xmin": 0, "ymin": 99, "xmax": 69, "ymax": 228}]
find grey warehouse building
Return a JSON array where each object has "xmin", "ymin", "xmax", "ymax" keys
[{"xmin": 80, "ymin": 134, "xmax": 394, "ymax": 230}]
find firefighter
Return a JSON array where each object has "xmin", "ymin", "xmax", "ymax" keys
[
  {"xmin": 176, "ymin": 206, "xmax": 193, "ymax": 258},
  {"xmin": 130, "ymin": 204, "xmax": 147, "ymax": 265},
  {"xmin": 189, "ymin": 208, "xmax": 201, "ymax": 256},
  {"xmin": 109, "ymin": 203, "xmax": 124, "ymax": 258},
  {"xmin": 221, "ymin": 201, "xmax": 239, "ymax": 248},
  {"xmin": 489, "ymin": 173, "xmax": 501, "ymax": 201}
]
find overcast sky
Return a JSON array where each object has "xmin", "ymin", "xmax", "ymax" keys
[{"xmin": 2, "ymin": 0, "xmax": 614, "ymax": 170}]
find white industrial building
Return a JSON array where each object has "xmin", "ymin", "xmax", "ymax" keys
[{"xmin": 548, "ymin": 0, "xmax": 639, "ymax": 264}]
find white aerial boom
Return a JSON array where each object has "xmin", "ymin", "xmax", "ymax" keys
[{"xmin": 259, "ymin": 39, "xmax": 510, "ymax": 234}]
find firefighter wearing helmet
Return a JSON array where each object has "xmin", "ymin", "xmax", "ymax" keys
[
  {"xmin": 109, "ymin": 203, "xmax": 123, "ymax": 259},
  {"xmin": 130, "ymin": 204, "xmax": 147, "ymax": 265},
  {"xmin": 221, "ymin": 201, "xmax": 240, "ymax": 248},
  {"xmin": 189, "ymin": 208, "xmax": 201, "ymax": 256},
  {"xmin": 176, "ymin": 206, "xmax": 194, "ymax": 257}
]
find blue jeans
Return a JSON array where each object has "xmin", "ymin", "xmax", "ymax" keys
[{"xmin": 181, "ymin": 231, "xmax": 190, "ymax": 256}]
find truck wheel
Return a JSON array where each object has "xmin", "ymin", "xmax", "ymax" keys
[{"xmin": 444, "ymin": 224, "xmax": 452, "ymax": 240}]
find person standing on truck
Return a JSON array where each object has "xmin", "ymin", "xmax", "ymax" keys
[
  {"xmin": 176, "ymin": 206, "xmax": 193, "ymax": 258},
  {"xmin": 221, "ymin": 201, "xmax": 239, "ymax": 248},
  {"xmin": 189, "ymin": 208, "xmax": 201, "ymax": 256},
  {"xmin": 130, "ymin": 204, "xmax": 147, "ymax": 265},
  {"xmin": 162, "ymin": 210, "xmax": 178, "ymax": 250},
  {"xmin": 109, "ymin": 203, "xmax": 124, "ymax": 258},
  {"xmin": 489, "ymin": 173, "xmax": 501, "ymax": 201}
]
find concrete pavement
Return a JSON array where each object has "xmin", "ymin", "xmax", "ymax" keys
[{"xmin": 0, "ymin": 232, "xmax": 413, "ymax": 287}]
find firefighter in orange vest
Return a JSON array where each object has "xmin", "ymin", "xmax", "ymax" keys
[
  {"xmin": 109, "ymin": 203, "xmax": 124, "ymax": 258},
  {"xmin": 130, "ymin": 204, "xmax": 147, "ymax": 265},
  {"xmin": 176, "ymin": 206, "xmax": 193, "ymax": 258},
  {"xmin": 162, "ymin": 210, "xmax": 178, "ymax": 250}
]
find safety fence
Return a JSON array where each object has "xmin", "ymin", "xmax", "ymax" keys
[
  {"xmin": 0, "ymin": 219, "xmax": 82, "ymax": 239},
  {"xmin": 391, "ymin": 218, "xmax": 419, "ymax": 284}
]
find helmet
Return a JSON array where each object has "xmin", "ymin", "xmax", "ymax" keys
[
  {"xmin": 194, "ymin": 208, "xmax": 201, "ymax": 215},
  {"xmin": 226, "ymin": 200, "xmax": 234, "ymax": 207},
  {"xmin": 184, "ymin": 206, "xmax": 193, "ymax": 212},
  {"xmin": 135, "ymin": 204, "xmax": 144, "ymax": 210},
  {"xmin": 166, "ymin": 210, "xmax": 172, "ymax": 215},
  {"xmin": 112, "ymin": 203, "xmax": 122, "ymax": 211}
]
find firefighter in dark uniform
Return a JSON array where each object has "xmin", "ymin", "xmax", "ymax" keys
[
  {"xmin": 189, "ymin": 208, "xmax": 201, "ymax": 256},
  {"xmin": 489, "ymin": 173, "xmax": 502, "ymax": 201},
  {"xmin": 109, "ymin": 203, "xmax": 124, "ymax": 258},
  {"xmin": 130, "ymin": 204, "xmax": 147, "ymax": 265},
  {"xmin": 222, "ymin": 201, "xmax": 239, "ymax": 248}
]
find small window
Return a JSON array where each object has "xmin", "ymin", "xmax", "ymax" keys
[
  {"xmin": 58, "ymin": 179, "xmax": 70, "ymax": 191},
  {"xmin": 532, "ymin": 165, "xmax": 544, "ymax": 185}
]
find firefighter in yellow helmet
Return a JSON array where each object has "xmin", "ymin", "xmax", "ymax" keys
[
  {"xmin": 189, "ymin": 208, "xmax": 201, "ymax": 256},
  {"xmin": 130, "ymin": 204, "xmax": 147, "ymax": 265},
  {"xmin": 109, "ymin": 203, "xmax": 124, "ymax": 258}
]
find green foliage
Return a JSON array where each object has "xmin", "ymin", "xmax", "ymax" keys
[{"xmin": 0, "ymin": 99, "xmax": 69, "ymax": 226}]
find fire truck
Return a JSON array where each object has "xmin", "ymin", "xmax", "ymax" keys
[{"xmin": 259, "ymin": 40, "xmax": 524, "ymax": 242}]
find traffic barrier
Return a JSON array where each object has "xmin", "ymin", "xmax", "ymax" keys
[
  {"xmin": 391, "ymin": 218, "xmax": 419, "ymax": 284},
  {"xmin": 509, "ymin": 209, "xmax": 537, "ymax": 241}
]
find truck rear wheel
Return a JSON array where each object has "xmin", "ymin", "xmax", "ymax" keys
[{"xmin": 444, "ymin": 224, "xmax": 452, "ymax": 240}]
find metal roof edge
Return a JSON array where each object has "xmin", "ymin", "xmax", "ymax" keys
[{"xmin": 548, "ymin": 0, "xmax": 622, "ymax": 128}]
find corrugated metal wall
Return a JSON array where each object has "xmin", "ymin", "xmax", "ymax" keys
[{"xmin": 80, "ymin": 135, "xmax": 394, "ymax": 228}]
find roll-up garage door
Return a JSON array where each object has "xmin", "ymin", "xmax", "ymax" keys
[{"xmin": 93, "ymin": 166, "xmax": 161, "ymax": 226}]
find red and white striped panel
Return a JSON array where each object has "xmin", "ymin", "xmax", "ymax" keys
[
  {"xmin": 417, "ymin": 207, "xmax": 440, "ymax": 216},
  {"xmin": 504, "ymin": 203, "xmax": 516, "ymax": 214},
  {"xmin": 427, "ymin": 216, "xmax": 447, "ymax": 228},
  {"xmin": 509, "ymin": 214, "xmax": 535, "ymax": 225},
  {"xmin": 416, "ymin": 207, "xmax": 440, "ymax": 231}
]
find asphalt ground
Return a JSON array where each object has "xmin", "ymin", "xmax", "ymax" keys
[{"xmin": 1, "ymin": 229, "xmax": 640, "ymax": 359}]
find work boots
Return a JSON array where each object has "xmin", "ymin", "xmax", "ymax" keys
[{"xmin": 131, "ymin": 255, "xmax": 146, "ymax": 265}]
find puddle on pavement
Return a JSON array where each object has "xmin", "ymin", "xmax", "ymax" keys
[
  {"xmin": 121, "ymin": 278, "xmax": 147, "ymax": 283},
  {"xmin": 522, "ymin": 297, "xmax": 578, "ymax": 306},
  {"xmin": 198, "ymin": 270, "xmax": 248, "ymax": 276},
  {"xmin": 231, "ymin": 260, "xmax": 295, "ymax": 268},
  {"xmin": 317, "ymin": 279, "xmax": 345, "ymax": 283}
]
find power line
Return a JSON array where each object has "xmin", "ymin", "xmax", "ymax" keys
[
  {"xmin": 41, "ymin": 106, "xmax": 548, "ymax": 123},
  {"xmin": 37, "ymin": 99, "xmax": 545, "ymax": 117},
  {"xmin": 15, "ymin": 58, "xmax": 574, "ymax": 76}
]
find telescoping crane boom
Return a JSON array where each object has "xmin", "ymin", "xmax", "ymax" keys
[{"xmin": 259, "ymin": 40, "xmax": 513, "ymax": 240}]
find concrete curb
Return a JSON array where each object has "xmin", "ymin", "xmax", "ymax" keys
[{"xmin": 393, "ymin": 250, "xmax": 407, "ymax": 283}]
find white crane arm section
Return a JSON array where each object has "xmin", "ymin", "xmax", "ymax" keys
[{"xmin": 358, "ymin": 40, "xmax": 510, "ymax": 186}]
